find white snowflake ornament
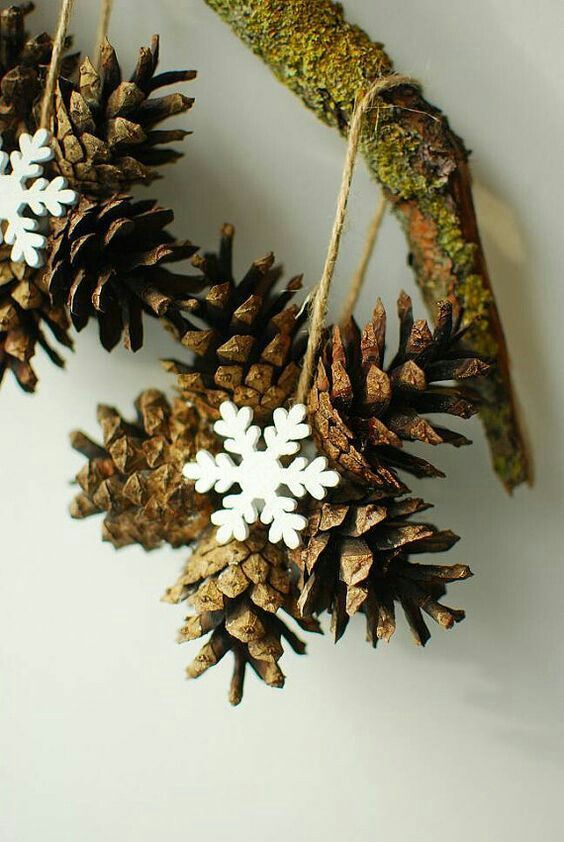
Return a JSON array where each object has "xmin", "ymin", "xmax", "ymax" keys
[
  {"xmin": 0, "ymin": 128, "xmax": 77, "ymax": 268},
  {"xmin": 183, "ymin": 401, "xmax": 340, "ymax": 550}
]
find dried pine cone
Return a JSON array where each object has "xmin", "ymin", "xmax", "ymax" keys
[
  {"xmin": 163, "ymin": 526, "xmax": 320, "ymax": 705},
  {"xmin": 0, "ymin": 3, "xmax": 78, "ymax": 143},
  {"xmin": 70, "ymin": 389, "xmax": 215, "ymax": 550},
  {"xmin": 46, "ymin": 195, "xmax": 201, "ymax": 351},
  {"xmin": 164, "ymin": 224, "xmax": 307, "ymax": 425},
  {"xmin": 51, "ymin": 36, "xmax": 194, "ymax": 196},
  {"xmin": 0, "ymin": 244, "xmax": 72, "ymax": 391},
  {"xmin": 294, "ymin": 491, "xmax": 471, "ymax": 646},
  {"xmin": 309, "ymin": 293, "xmax": 490, "ymax": 493}
]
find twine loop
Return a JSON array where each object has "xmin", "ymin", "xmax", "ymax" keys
[{"xmin": 294, "ymin": 73, "xmax": 420, "ymax": 405}]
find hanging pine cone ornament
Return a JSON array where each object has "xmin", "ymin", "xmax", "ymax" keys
[
  {"xmin": 308, "ymin": 293, "xmax": 491, "ymax": 493},
  {"xmin": 0, "ymin": 6, "xmax": 78, "ymax": 394},
  {"xmin": 163, "ymin": 224, "xmax": 307, "ymax": 425},
  {"xmin": 51, "ymin": 36, "xmax": 195, "ymax": 197},
  {"xmin": 70, "ymin": 389, "xmax": 215, "ymax": 550},
  {"xmin": 163, "ymin": 526, "xmax": 320, "ymax": 705},
  {"xmin": 45, "ymin": 195, "xmax": 201, "ymax": 351},
  {"xmin": 293, "ymin": 489, "xmax": 471, "ymax": 646},
  {"xmin": 0, "ymin": 3, "xmax": 78, "ymax": 145},
  {"xmin": 0, "ymin": 244, "xmax": 72, "ymax": 391},
  {"xmin": 70, "ymin": 389, "xmax": 323, "ymax": 704}
]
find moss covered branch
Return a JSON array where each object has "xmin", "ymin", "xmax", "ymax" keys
[{"xmin": 204, "ymin": 0, "xmax": 530, "ymax": 490}]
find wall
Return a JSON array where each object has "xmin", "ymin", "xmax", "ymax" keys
[{"xmin": 1, "ymin": 1, "xmax": 563, "ymax": 840}]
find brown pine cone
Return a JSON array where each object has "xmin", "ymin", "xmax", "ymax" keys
[
  {"xmin": 163, "ymin": 526, "xmax": 320, "ymax": 705},
  {"xmin": 294, "ymin": 491, "xmax": 471, "ymax": 646},
  {"xmin": 163, "ymin": 224, "xmax": 307, "ymax": 425},
  {"xmin": 46, "ymin": 195, "xmax": 201, "ymax": 351},
  {"xmin": 0, "ymin": 3, "xmax": 79, "ymax": 144},
  {"xmin": 309, "ymin": 293, "xmax": 491, "ymax": 493},
  {"xmin": 51, "ymin": 36, "xmax": 194, "ymax": 196},
  {"xmin": 70, "ymin": 389, "xmax": 215, "ymax": 551},
  {"xmin": 0, "ymin": 244, "xmax": 72, "ymax": 392}
]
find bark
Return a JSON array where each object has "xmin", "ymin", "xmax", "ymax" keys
[{"xmin": 203, "ymin": 0, "xmax": 530, "ymax": 491}]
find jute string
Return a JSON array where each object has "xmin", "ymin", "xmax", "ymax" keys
[
  {"xmin": 95, "ymin": 0, "xmax": 114, "ymax": 66},
  {"xmin": 39, "ymin": 0, "xmax": 75, "ymax": 130},
  {"xmin": 295, "ymin": 73, "xmax": 418, "ymax": 405},
  {"xmin": 339, "ymin": 193, "xmax": 387, "ymax": 325}
]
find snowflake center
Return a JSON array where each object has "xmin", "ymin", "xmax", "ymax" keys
[
  {"xmin": 236, "ymin": 449, "xmax": 282, "ymax": 502},
  {"xmin": 0, "ymin": 176, "xmax": 23, "ymax": 215}
]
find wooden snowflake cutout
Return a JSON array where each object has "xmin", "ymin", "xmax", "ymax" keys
[
  {"xmin": 183, "ymin": 401, "xmax": 340, "ymax": 549},
  {"xmin": 0, "ymin": 128, "xmax": 77, "ymax": 268}
]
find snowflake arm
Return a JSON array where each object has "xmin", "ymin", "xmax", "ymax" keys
[
  {"xmin": 213, "ymin": 401, "xmax": 260, "ymax": 458},
  {"xmin": 260, "ymin": 496, "xmax": 307, "ymax": 550},
  {"xmin": 9, "ymin": 129, "xmax": 54, "ymax": 180},
  {"xmin": 183, "ymin": 450, "xmax": 238, "ymax": 494},
  {"xmin": 26, "ymin": 175, "xmax": 77, "ymax": 218},
  {"xmin": 3, "ymin": 215, "xmax": 46, "ymax": 267},
  {"xmin": 212, "ymin": 491, "xmax": 257, "ymax": 543},
  {"xmin": 282, "ymin": 455, "xmax": 340, "ymax": 500},
  {"xmin": 263, "ymin": 404, "xmax": 310, "ymax": 457}
]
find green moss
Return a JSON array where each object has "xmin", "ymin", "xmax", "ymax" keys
[
  {"xmin": 457, "ymin": 272, "xmax": 492, "ymax": 320},
  {"xmin": 423, "ymin": 199, "xmax": 475, "ymax": 272},
  {"xmin": 209, "ymin": 0, "xmax": 392, "ymax": 128},
  {"xmin": 371, "ymin": 125, "xmax": 428, "ymax": 198},
  {"xmin": 479, "ymin": 397, "xmax": 529, "ymax": 490}
]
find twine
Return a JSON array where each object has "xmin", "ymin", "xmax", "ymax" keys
[
  {"xmin": 39, "ymin": 0, "xmax": 75, "ymax": 130},
  {"xmin": 95, "ymin": 0, "xmax": 114, "ymax": 66},
  {"xmin": 295, "ymin": 73, "xmax": 418, "ymax": 405},
  {"xmin": 339, "ymin": 194, "xmax": 387, "ymax": 325}
]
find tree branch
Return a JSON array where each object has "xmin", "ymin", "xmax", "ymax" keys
[{"xmin": 204, "ymin": 0, "xmax": 530, "ymax": 491}]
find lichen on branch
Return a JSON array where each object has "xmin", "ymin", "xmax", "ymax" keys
[{"xmin": 204, "ymin": 0, "xmax": 530, "ymax": 491}]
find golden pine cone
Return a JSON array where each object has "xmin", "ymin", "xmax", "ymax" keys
[
  {"xmin": 164, "ymin": 526, "xmax": 320, "ymax": 705},
  {"xmin": 51, "ymin": 36, "xmax": 194, "ymax": 196},
  {"xmin": 163, "ymin": 224, "xmax": 306, "ymax": 425},
  {"xmin": 70, "ymin": 389, "xmax": 215, "ymax": 551}
]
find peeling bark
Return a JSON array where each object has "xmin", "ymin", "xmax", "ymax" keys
[{"xmin": 203, "ymin": 0, "xmax": 530, "ymax": 490}]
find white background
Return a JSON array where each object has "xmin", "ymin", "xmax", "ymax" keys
[{"xmin": 2, "ymin": 1, "xmax": 563, "ymax": 839}]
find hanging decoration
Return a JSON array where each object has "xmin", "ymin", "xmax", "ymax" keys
[
  {"xmin": 69, "ymin": 63, "xmax": 494, "ymax": 703},
  {"xmin": 0, "ymin": 0, "xmax": 523, "ymax": 705},
  {"xmin": 0, "ymin": 0, "xmax": 196, "ymax": 392}
]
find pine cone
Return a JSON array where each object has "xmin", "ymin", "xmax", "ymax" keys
[
  {"xmin": 46, "ymin": 195, "xmax": 200, "ymax": 351},
  {"xmin": 0, "ymin": 244, "xmax": 72, "ymax": 391},
  {"xmin": 0, "ymin": 3, "xmax": 78, "ymax": 143},
  {"xmin": 309, "ymin": 293, "xmax": 490, "ymax": 493},
  {"xmin": 163, "ymin": 526, "xmax": 320, "ymax": 705},
  {"xmin": 70, "ymin": 389, "xmax": 215, "ymax": 550},
  {"xmin": 294, "ymin": 491, "xmax": 471, "ymax": 646},
  {"xmin": 163, "ymin": 224, "xmax": 306, "ymax": 425},
  {"xmin": 51, "ymin": 36, "xmax": 194, "ymax": 196}
]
